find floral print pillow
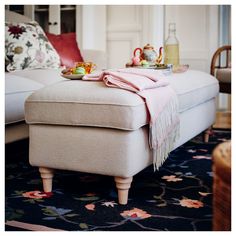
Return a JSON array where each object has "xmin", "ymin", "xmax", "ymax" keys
[{"xmin": 5, "ymin": 21, "xmax": 61, "ymax": 71}]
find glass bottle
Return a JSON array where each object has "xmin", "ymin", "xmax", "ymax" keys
[{"xmin": 164, "ymin": 23, "xmax": 180, "ymax": 66}]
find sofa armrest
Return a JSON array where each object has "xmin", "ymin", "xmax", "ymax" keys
[{"xmin": 81, "ymin": 49, "xmax": 107, "ymax": 70}]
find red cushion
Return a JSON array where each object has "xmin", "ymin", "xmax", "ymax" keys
[{"xmin": 46, "ymin": 32, "xmax": 83, "ymax": 68}]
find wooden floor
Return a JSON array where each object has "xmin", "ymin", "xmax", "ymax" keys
[{"xmin": 213, "ymin": 111, "xmax": 231, "ymax": 129}]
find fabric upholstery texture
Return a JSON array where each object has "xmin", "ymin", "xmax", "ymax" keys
[
  {"xmin": 216, "ymin": 68, "xmax": 231, "ymax": 83},
  {"xmin": 5, "ymin": 74, "xmax": 44, "ymax": 124},
  {"xmin": 10, "ymin": 68, "xmax": 62, "ymax": 86},
  {"xmin": 5, "ymin": 122, "xmax": 29, "ymax": 144},
  {"xmin": 5, "ymin": 21, "xmax": 60, "ymax": 71},
  {"xmin": 25, "ymin": 70, "xmax": 219, "ymax": 130},
  {"xmin": 4, "ymin": 10, "xmax": 108, "ymax": 144},
  {"xmin": 46, "ymin": 32, "xmax": 84, "ymax": 68},
  {"xmin": 28, "ymin": 98, "xmax": 216, "ymax": 177}
]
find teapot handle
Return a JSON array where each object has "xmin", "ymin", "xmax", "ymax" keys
[
  {"xmin": 134, "ymin": 48, "xmax": 143, "ymax": 58},
  {"xmin": 156, "ymin": 47, "xmax": 163, "ymax": 64}
]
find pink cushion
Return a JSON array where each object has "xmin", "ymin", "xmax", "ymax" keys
[{"xmin": 46, "ymin": 32, "xmax": 84, "ymax": 68}]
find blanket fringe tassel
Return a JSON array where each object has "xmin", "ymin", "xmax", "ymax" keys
[{"xmin": 149, "ymin": 96, "xmax": 180, "ymax": 171}]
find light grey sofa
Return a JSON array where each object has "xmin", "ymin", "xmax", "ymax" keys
[
  {"xmin": 5, "ymin": 10, "xmax": 106, "ymax": 143},
  {"xmin": 25, "ymin": 69, "xmax": 219, "ymax": 204}
]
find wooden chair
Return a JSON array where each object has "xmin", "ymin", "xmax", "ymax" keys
[{"xmin": 211, "ymin": 45, "xmax": 231, "ymax": 94}]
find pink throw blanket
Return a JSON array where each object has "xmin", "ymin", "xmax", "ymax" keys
[{"xmin": 83, "ymin": 68, "xmax": 180, "ymax": 170}]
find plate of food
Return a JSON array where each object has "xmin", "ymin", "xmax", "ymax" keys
[
  {"xmin": 61, "ymin": 62, "xmax": 96, "ymax": 80},
  {"xmin": 61, "ymin": 74, "xmax": 84, "ymax": 80},
  {"xmin": 61, "ymin": 70, "xmax": 84, "ymax": 80}
]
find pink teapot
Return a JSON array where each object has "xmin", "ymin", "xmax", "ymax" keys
[{"xmin": 133, "ymin": 44, "xmax": 163, "ymax": 64}]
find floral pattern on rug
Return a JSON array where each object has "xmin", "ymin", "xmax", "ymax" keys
[{"xmin": 5, "ymin": 129, "xmax": 231, "ymax": 231}]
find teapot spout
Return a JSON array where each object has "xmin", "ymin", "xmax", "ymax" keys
[{"xmin": 156, "ymin": 47, "xmax": 163, "ymax": 64}]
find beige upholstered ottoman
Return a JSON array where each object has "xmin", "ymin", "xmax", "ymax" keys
[{"xmin": 25, "ymin": 70, "xmax": 219, "ymax": 204}]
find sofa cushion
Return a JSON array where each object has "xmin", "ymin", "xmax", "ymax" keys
[
  {"xmin": 25, "ymin": 70, "xmax": 219, "ymax": 130},
  {"xmin": 216, "ymin": 68, "xmax": 231, "ymax": 83},
  {"xmin": 5, "ymin": 21, "xmax": 60, "ymax": 71},
  {"xmin": 46, "ymin": 32, "xmax": 84, "ymax": 68},
  {"xmin": 168, "ymin": 70, "xmax": 219, "ymax": 113},
  {"xmin": 10, "ymin": 68, "xmax": 63, "ymax": 86},
  {"xmin": 5, "ymin": 74, "xmax": 44, "ymax": 124}
]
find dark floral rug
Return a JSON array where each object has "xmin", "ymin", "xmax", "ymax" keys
[{"xmin": 5, "ymin": 129, "xmax": 231, "ymax": 231}]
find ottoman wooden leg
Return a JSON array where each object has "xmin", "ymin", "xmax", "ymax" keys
[
  {"xmin": 204, "ymin": 126, "xmax": 212, "ymax": 143},
  {"xmin": 114, "ymin": 176, "xmax": 133, "ymax": 205},
  {"xmin": 39, "ymin": 167, "xmax": 54, "ymax": 192}
]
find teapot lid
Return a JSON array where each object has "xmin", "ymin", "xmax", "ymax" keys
[{"xmin": 143, "ymin": 44, "xmax": 154, "ymax": 50}]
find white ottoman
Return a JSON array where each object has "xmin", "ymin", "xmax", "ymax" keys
[{"xmin": 25, "ymin": 70, "xmax": 219, "ymax": 204}]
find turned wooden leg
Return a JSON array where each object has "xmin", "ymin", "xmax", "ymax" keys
[
  {"xmin": 204, "ymin": 126, "xmax": 212, "ymax": 143},
  {"xmin": 39, "ymin": 167, "xmax": 54, "ymax": 192},
  {"xmin": 114, "ymin": 176, "xmax": 133, "ymax": 205}
]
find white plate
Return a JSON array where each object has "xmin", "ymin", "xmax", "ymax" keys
[{"xmin": 61, "ymin": 73, "xmax": 84, "ymax": 80}]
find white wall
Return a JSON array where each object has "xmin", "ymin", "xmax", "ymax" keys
[
  {"xmin": 165, "ymin": 5, "xmax": 219, "ymax": 73},
  {"xmin": 81, "ymin": 6, "xmax": 106, "ymax": 52},
  {"xmin": 79, "ymin": 5, "xmax": 219, "ymax": 72},
  {"xmin": 78, "ymin": 5, "xmax": 164, "ymax": 69},
  {"xmin": 107, "ymin": 5, "xmax": 143, "ymax": 68},
  {"xmin": 106, "ymin": 5, "xmax": 164, "ymax": 68},
  {"xmin": 165, "ymin": 5, "xmax": 230, "ymax": 111}
]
